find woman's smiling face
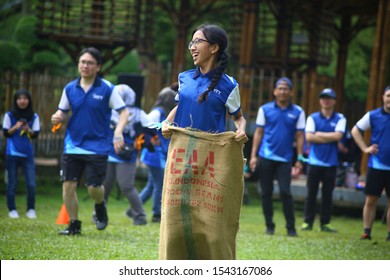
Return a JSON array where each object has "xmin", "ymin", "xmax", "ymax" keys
[{"xmin": 188, "ymin": 30, "xmax": 218, "ymax": 72}]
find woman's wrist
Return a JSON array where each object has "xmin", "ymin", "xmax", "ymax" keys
[{"xmin": 297, "ymin": 154, "xmax": 306, "ymax": 162}]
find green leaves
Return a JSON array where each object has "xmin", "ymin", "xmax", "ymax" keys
[{"xmin": 0, "ymin": 41, "xmax": 22, "ymax": 71}]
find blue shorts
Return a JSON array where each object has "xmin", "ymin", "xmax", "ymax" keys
[
  {"xmin": 61, "ymin": 154, "xmax": 108, "ymax": 187},
  {"xmin": 365, "ymin": 168, "xmax": 390, "ymax": 197}
]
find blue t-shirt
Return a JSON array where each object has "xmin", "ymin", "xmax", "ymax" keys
[
  {"xmin": 305, "ymin": 111, "xmax": 346, "ymax": 167},
  {"xmin": 141, "ymin": 107, "xmax": 170, "ymax": 168},
  {"xmin": 3, "ymin": 112, "xmax": 40, "ymax": 157},
  {"xmin": 256, "ymin": 101, "xmax": 306, "ymax": 162},
  {"xmin": 58, "ymin": 77, "xmax": 125, "ymax": 155},
  {"xmin": 174, "ymin": 67, "xmax": 241, "ymax": 132},
  {"xmin": 356, "ymin": 107, "xmax": 390, "ymax": 170}
]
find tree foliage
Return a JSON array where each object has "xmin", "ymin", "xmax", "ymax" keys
[
  {"xmin": 0, "ymin": 0, "xmax": 387, "ymax": 101},
  {"xmin": 0, "ymin": 42, "xmax": 22, "ymax": 71},
  {"xmin": 13, "ymin": 15, "xmax": 38, "ymax": 45}
]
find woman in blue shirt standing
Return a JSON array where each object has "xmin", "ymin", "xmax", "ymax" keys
[
  {"xmin": 162, "ymin": 23, "xmax": 247, "ymax": 140},
  {"xmin": 160, "ymin": 23, "xmax": 247, "ymax": 260},
  {"xmin": 3, "ymin": 89, "xmax": 40, "ymax": 219}
]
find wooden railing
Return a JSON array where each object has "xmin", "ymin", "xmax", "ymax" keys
[{"xmin": 36, "ymin": 0, "xmax": 140, "ymax": 45}]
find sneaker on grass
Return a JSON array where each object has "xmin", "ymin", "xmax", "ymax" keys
[
  {"xmin": 321, "ymin": 224, "xmax": 337, "ymax": 233},
  {"xmin": 301, "ymin": 223, "xmax": 312, "ymax": 231},
  {"xmin": 95, "ymin": 202, "xmax": 108, "ymax": 230},
  {"xmin": 26, "ymin": 209, "xmax": 37, "ymax": 219},
  {"xmin": 8, "ymin": 210, "xmax": 19, "ymax": 219},
  {"xmin": 58, "ymin": 220, "xmax": 82, "ymax": 235},
  {"xmin": 360, "ymin": 233, "xmax": 371, "ymax": 240},
  {"xmin": 287, "ymin": 228, "xmax": 298, "ymax": 237}
]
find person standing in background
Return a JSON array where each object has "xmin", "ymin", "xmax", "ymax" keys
[
  {"xmin": 3, "ymin": 89, "xmax": 40, "ymax": 219},
  {"xmin": 51, "ymin": 47, "xmax": 129, "ymax": 235},
  {"xmin": 250, "ymin": 77, "xmax": 305, "ymax": 237},
  {"xmin": 301, "ymin": 88, "xmax": 346, "ymax": 233},
  {"xmin": 351, "ymin": 85, "xmax": 390, "ymax": 241},
  {"xmin": 100, "ymin": 84, "xmax": 150, "ymax": 226},
  {"xmin": 140, "ymin": 85, "xmax": 176, "ymax": 223}
]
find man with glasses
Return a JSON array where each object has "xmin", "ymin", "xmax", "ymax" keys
[
  {"xmin": 51, "ymin": 47, "xmax": 129, "ymax": 235},
  {"xmin": 250, "ymin": 77, "xmax": 305, "ymax": 237}
]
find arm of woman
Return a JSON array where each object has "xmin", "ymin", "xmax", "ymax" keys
[
  {"xmin": 162, "ymin": 106, "xmax": 177, "ymax": 139},
  {"xmin": 233, "ymin": 110, "xmax": 248, "ymax": 143}
]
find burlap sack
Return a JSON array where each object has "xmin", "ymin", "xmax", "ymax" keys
[{"xmin": 159, "ymin": 126, "xmax": 245, "ymax": 260}]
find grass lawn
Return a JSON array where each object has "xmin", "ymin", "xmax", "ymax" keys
[{"xmin": 0, "ymin": 175, "xmax": 389, "ymax": 260}]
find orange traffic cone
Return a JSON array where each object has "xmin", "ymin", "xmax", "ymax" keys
[{"xmin": 56, "ymin": 204, "xmax": 70, "ymax": 225}]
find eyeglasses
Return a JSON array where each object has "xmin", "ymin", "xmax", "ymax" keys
[
  {"xmin": 188, "ymin": 38, "xmax": 209, "ymax": 49},
  {"xmin": 79, "ymin": 60, "xmax": 97, "ymax": 66}
]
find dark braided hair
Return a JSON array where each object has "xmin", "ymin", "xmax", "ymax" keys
[{"xmin": 195, "ymin": 24, "xmax": 230, "ymax": 103}]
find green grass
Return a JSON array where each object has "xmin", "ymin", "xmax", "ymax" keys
[{"xmin": 0, "ymin": 177, "xmax": 389, "ymax": 260}]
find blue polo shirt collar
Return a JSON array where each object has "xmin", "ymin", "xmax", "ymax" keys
[
  {"xmin": 273, "ymin": 100, "xmax": 293, "ymax": 109},
  {"xmin": 320, "ymin": 111, "xmax": 335, "ymax": 120},
  {"xmin": 381, "ymin": 107, "xmax": 390, "ymax": 115},
  {"xmin": 76, "ymin": 76, "xmax": 101, "ymax": 88},
  {"xmin": 192, "ymin": 67, "xmax": 216, "ymax": 79}
]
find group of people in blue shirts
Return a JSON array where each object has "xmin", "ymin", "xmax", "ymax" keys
[
  {"xmin": 3, "ymin": 23, "xmax": 390, "ymax": 258},
  {"xmin": 249, "ymin": 78, "xmax": 390, "ymax": 242}
]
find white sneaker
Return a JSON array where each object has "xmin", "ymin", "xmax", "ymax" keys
[
  {"xmin": 26, "ymin": 209, "xmax": 37, "ymax": 219},
  {"xmin": 8, "ymin": 210, "xmax": 19, "ymax": 219}
]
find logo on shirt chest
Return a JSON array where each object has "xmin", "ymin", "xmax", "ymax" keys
[
  {"xmin": 92, "ymin": 93, "xmax": 104, "ymax": 100},
  {"xmin": 287, "ymin": 113, "xmax": 296, "ymax": 119},
  {"xmin": 213, "ymin": 89, "xmax": 221, "ymax": 95}
]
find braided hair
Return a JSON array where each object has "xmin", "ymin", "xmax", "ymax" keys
[{"xmin": 195, "ymin": 24, "xmax": 230, "ymax": 103}]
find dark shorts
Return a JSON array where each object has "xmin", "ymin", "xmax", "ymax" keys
[
  {"xmin": 365, "ymin": 167, "xmax": 390, "ymax": 197},
  {"xmin": 61, "ymin": 154, "xmax": 108, "ymax": 187}
]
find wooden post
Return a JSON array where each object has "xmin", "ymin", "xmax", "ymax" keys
[
  {"xmin": 274, "ymin": 0, "xmax": 291, "ymax": 67},
  {"xmin": 238, "ymin": 0, "xmax": 259, "ymax": 115},
  {"xmin": 334, "ymin": 15, "xmax": 351, "ymax": 113},
  {"xmin": 170, "ymin": 0, "xmax": 191, "ymax": 83},
  {"xmin": 5, "ymin": 70, "xmax": 13, "ymax": 112},
  {"xmin": 302, "ymin": 67, "xmax": 319, "ymax": 116},
  {"xmin": 91, "ymin": 0, "xmax": 104, "ymax": 36},
  {"xmin": 360, "ymin": 0, "xmax": 390, "ymax": 176}
]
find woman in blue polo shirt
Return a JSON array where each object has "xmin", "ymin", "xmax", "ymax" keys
[
  {"xmin": 162, "ymin": 24, "xmax": 247, "ymax": 141},
  {"xmin": 160, "ymin": 24, "xmax": 248, "ymax": 260},
  {"xmin": 3, "ymin": 89, "xmax": 40, "ymax": 219}
]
